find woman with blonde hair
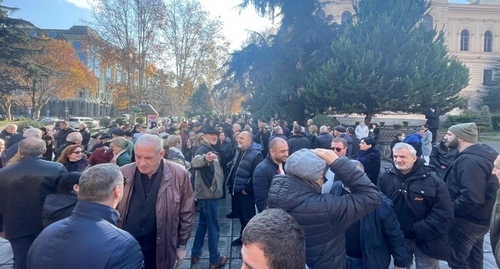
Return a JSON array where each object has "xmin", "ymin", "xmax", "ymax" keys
[
  {"xmin": 57, "ymin": 144, "xmax": 89, "ymax": 172},
  {"xmin": 109, "ymin": 137, "xmax": 131, "ymax": 167}
]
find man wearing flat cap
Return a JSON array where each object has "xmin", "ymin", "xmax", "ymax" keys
[
  {"xmin": 267, "ymin": 148, "xmax": 381, "ymax": 269},
  {"xmin": 444, "ymin": 122, "xmax": 499, "ymax": 269},
  {"xmin": 333, "ymin": 125, "xmax": 353, "ymax": 156}
]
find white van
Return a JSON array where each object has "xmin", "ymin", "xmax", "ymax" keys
[{"xmin": 68, "ymin": 117, "xmax": 99, "ymax": 129}]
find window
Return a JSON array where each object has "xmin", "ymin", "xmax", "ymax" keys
[
  {"xmin": 423, "ymin": 15, "xmax": 433, "ymax": 30},
  {"xmin": 484, "ymin": 30, "xmax": 493, "ymax": 52},
  {"xmin": 460, "ymin": 29, "xmax": 470, "ymax": 51},
  {"xmin": 483, "ymin": 70, "xmax": 493, "ymax": 86},
  {"xmin": 341, "ymin": 11, "xmax": 352, "ymax": 25}
]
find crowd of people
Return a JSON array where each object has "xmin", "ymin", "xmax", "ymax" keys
[{"xmin": 0, "ymin": 115, "xmax": 499, "ymax": 269}]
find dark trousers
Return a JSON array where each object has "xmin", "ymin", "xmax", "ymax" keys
[
  {"xmin": 448, "ymin": 218, "xmax": 489, "ymax": 269},
  {"xmin": 430, "ymin": 128, "xmax": 438, "ymax": 144},
  {"xmin": 234, "ymin": 192, "xmax": 256, "ymax": 236},
  {"xmin": 10, "ymin": 234, "xmax": 37, "ymax": 269}
]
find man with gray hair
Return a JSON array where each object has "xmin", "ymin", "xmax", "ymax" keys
[
  {"xmin": 317, "ymin": 125, "xmax": 334, "ymax": 149},
  {"xmin": 117, "ymin": 134, "xmax": 194, "ymax": 269},
  {"xmin": 0, "ymin": 138, "xmax": 67, "ymax": 269},
  {"xmin": 378, "ymin": 142, "xmax": 454, "ymax": 268},
  {"xmin": 27, "ymin": 164, "xmax": 144, "ymax": 269},
  {"xmin": 54, "ymin": 131, "xmax": 83, "ymax": 161},
  {"xmin": 4, "ymin": 128, "xmax": 42, "ymax": 163}
]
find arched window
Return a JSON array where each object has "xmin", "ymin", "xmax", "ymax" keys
[
  {"xmin": 484, "ymin": 30, "xmax": 493, "ymax": 52},
  {"xmin": 423, "ymin": 15, "xmax": 433, "ymax": 29},
  {"xmin": 460, "ymin": 29, "xmax": 470, "ymax": 51},
  {"xmin": 341, "ymin": 11, "xmax": 352, "ymax": 25}
]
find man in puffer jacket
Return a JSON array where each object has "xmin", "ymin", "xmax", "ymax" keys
[{"xmin": 267, "ymin": 148, "xmax": 381, "ymax": 269}]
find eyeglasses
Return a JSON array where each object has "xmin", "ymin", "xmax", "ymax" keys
[
  {"xmin": 72, "ymin": 151, "xmax": 83, "ymax": 154},
  {"xmin": 330, "ymin": 147, "xmax": 345, "ymax": 153}
]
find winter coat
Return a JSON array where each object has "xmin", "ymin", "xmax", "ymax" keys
[
  {"xmin": 330, "ymin": 183, "xmax": 406, "ymax": 269},
  {"xmin": 287, "ymin": 134, "xmax": 312, "ymax": 155},
  {"xmin": 79, "ymin": 128, "xmax": 91, "ymax": 148},
  {"xmin": 425, "ymin": 109, "xmax": 440, "ymax": 129},
  {"xmin": 190, "ymin": 141, "xmax": 224, "ymax": 200},
  {"xmin": 378, "ymin": 158, "xmax": 454, "ymax": 260},
  {"xmin": 267, "ymin": 157, "xmax": 381, "ymax": 269},
  {"xmin": 317, "ymin": 132, "xmax": 334, "ymax": 149},
  {"xmin": 430, "ymin": 142, "xmax": 457, "ymax": 178},
  {"xmin": 228, "ymin": 147, "xmax": 262, "ymax": 194},
  {"xmin": 253, "ymin": 154, "xmax": 280, "ymax": 212},
  {"xmin": 444, "ymin": 144, "xmax": 499, "ymax": 226},
  {"xmin": 421, "ymin": 130, "xmax": 433, "ymax": 156},
  {"xmin": 117, "ymin": 160, "xmax": 195, "ymax": 269},
  {"xmin": 355, "ymin": 147, "xmax": 381, "ymax": 185},
  {"xmin": 42, "ymin": 193, "xmax": 78, "ymax": 228},
  {"xmin": 0, "ymin": 157, "xmax": 68, "ymax": 237},
  {"xmin": 28, "ymin": 201, "xmax": 144, "ymax": 269}
]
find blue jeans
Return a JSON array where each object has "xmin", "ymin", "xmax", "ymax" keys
[
  {"xmin": 191, "ymin": 199, "xmax": 221, "ymax": 265},
  {"xmin": 448, "ymin": 218, "xmax": 489, "ymax": 269},
  {"xmin": 346, "ymin": 256, "xmax": 363, "ymax": 269}
]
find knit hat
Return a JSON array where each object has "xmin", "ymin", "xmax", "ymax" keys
[
  {"xmin": 448, "ymin": 122, "xmax": 478, "ymax": 143},
  {"xmin": 285, "ymin": 149, "xmax": 327, "ymax": 182}
]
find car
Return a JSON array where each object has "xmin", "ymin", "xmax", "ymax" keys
[{"xmin": 38, "ymin": 117, "xmax": 62, "ymax": 126}]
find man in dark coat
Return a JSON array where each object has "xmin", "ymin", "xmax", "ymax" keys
[
  {"xmin": 425, "ymin": 107, "xmax": 440, "ymax": 144},
  {"xmin": 287, "ymin": 125, "xmax": 312, "ymax": 155},
  {"xmin": 330, "ymin": 160, "xmax": 406, "ymax": 269},
  {"xmin": 267, "ymin": 148, "xmax": 381, "ymax": 269},
  {"xmin": 253, "ymin": 137, "xmax": 288, "ymax": 212},
  {"xmin": 0, "ymin": 124, "xmax": 17, "ymax": 149},
  {"xmin": 55, "ymin": 121, "xmax": 76, "ymax": 149},
  {"xmin": 227, "ymin": 131, "xmax": 263, "ymax": 246},
  {"xmin": 444, "ymin": 122, "xmax": 499, "ymax": 269},
  {"xmin": 316, "ymin": 125, "xmax": 335, "ymax": 149},
  {"xmin": 378, "ymin": 142, "xmax": 454, "ymax": 268},
  {"xmin": 0, "ymin": 138, "xmax": 68, "ymax": 269},
  {"xmin": 403, "ymin": 128, "xmax": 424, "ymax": 157},
  {"xmin": 346, "ymin": 127, "xmax": 361, "ymax": 158},
  {"xmin": 78, "ymin": 123, "xmax": 91, "ymax": 149},
  {"xmin": 27, "ymin": 164, "xmax": 144, "ymax": 269}
]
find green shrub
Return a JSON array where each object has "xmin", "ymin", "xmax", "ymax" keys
[
  {"xmin": 115, "ymin": 117, "xmax": 127, "ymax": 126},
  {"xmin": 476, "ymin": 105, "xmax": 492, "ymax": 131},
  {"xmin": 491, "ymin": 115, "xmax": 500, "ymax": 131},
  {"xmin": 311, "ymin": 114, "xmax": 339, "ymax": 127},
  {"xmin": 136, "ymin": 117, "xmax": 146, "ymax": 124},
  {"xmin": 447, "ymin": 112, "xmax": 478, "ymax": 125},
  {"xmin": 17, "ymin": 119, "xmax": 44, "ymax": 130}
]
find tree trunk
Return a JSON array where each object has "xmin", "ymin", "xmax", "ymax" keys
[{"xmin": 364, "ymin": 111, "xmax": 374, "ymax": 125}]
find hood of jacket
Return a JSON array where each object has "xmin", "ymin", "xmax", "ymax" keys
[
  {"xmin": 42, "ymin": 193, "xmax": 78, "ymax": 219},
  {"xmin": 458, "ymin": 144, "xmax": 498, "ymax": 163}
]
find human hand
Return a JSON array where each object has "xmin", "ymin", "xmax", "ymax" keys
[
  {"xmin": 242, "ymin": 189, "xmax": 248, "ymax": 195},
  {"xmin": 175, "ymin": 248, "xmax": 186, "ymax": 268},
  {"xmin": 311, "ymin": 148, "xmax": 338, "ymax": 166},
  {"xmin": 206, "ymin": 152, "xmax": 217, "ymax": 162}
]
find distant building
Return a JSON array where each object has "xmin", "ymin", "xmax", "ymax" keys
[
  {"xmin": 33, "ymin": 26, "xmax": 115, "ymax": 118},
  {"xmin": 321, "ymin": 0, "xmax": 500, "ymax": 111}
]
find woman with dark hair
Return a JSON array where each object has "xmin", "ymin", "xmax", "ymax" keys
[
  {"xmin": 369, "ymin": 123, "xmax": 380, "ymax": 142},
  {"xmin": 42, "ymin": 134, "xmax": 55, "ymax": 161},
  {"xmin": 390, "ymin": 132, "xmax": 405, "ymax": 153},
  {"xmin": 355, "ymin": 136, "xmax": 381, "ymax": 185},
  {"xmin": 42, "ymin": 172, "xmax": 81, "ymax": 227},
  {"xmin": 57, "ymin": 144, "xmax": 89, "ymax": 172}
]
